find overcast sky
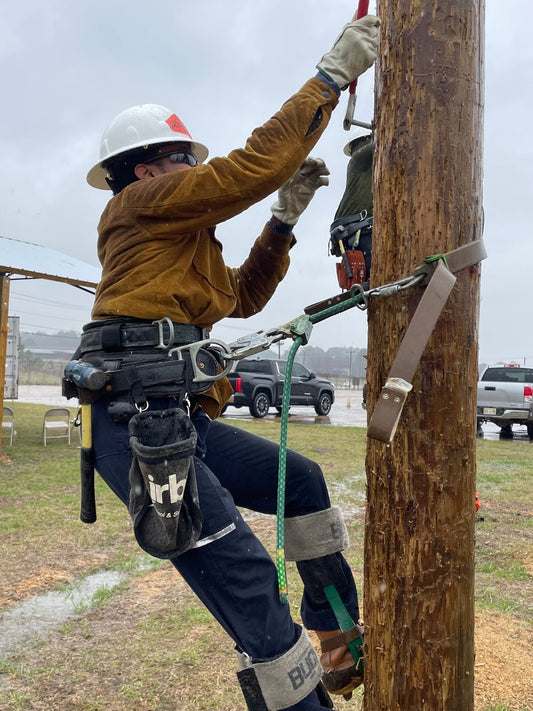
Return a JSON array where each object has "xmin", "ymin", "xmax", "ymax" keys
[{"xmin": 2, "ymin": 1, "xmax": 531, "ymax": 365}]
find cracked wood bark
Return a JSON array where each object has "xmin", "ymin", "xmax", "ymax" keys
[{"xmin": 357, "ymin": 2, "xmax": 485, "ymax": 709}]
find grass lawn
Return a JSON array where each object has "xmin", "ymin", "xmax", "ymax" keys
[{"xmin": 0, "ymin": 403, "xmax": 531, "ymax": 710}]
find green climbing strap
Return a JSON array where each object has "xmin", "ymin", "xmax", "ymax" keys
[{"xmin": 324, "ymin": 584, "xmax": 364, "ymax": 670}]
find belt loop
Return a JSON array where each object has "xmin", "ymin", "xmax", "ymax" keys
[
  {"xmin": 152, "ymin": 317, "xmax": 175, "ymax": 350},
  {"xmin": 101, "ymin": 322, "xmax": 124, "ymax": 351},
  {"xmin": 123, "ymin": 365, "xmax": 148, "ymax": 411}
]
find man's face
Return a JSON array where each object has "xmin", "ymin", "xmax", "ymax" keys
[{"xmin": 134, "ymin": 143, "xmax": 198, "ymax": 180}]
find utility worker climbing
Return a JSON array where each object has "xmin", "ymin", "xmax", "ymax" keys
[
  {"xmin": 330, "ymin": 128, "xmax": 374, "ymax": 291},
  {"xmin": 66, "ymin": 15, "xmax": 380, "ymax": 711}
]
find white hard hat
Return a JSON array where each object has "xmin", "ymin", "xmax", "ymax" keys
[
  {"xmin": 343, "ymin": 127, "xmax": 372, "ymax": 156},
  {"xmin": 87, "ymin": 104, "xmax": 209, "ymax": 190}
]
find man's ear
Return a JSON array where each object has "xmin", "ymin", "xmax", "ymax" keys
[{"xmin": 134, "ymin": 163, "xmax": 156, "ymax": 181}]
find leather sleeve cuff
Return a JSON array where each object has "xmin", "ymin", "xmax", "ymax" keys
[
  {"xmin": 267, "ymin": 218, "xmax": 297, "ymax": 248},
  {"xmin": 268, "ymin": 217, "xmax": 293, "ymax": 234},
  {"xmin": 315, "ymin": 70, "xmax": 342, "ymax": 97}
]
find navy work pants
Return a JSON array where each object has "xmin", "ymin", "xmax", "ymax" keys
[{"xmin": 91, "ymin": 400, "xmax": 360, "ymax": 710}]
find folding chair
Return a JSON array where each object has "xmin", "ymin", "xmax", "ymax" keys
[
  {"xmin": 2, "ymin": 406, "xmax": 15, "ymax": 446},
  {"xmin": 43, "ymin": 407, "xmax": 72, "ymax": 446}
]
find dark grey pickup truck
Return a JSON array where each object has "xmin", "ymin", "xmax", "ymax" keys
[{"xmin": 226, "ymin": 357, "xmax": 335, "ymax": 418}]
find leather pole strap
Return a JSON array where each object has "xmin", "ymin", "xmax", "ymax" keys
[{"xmin": 367, "ymin": 240, "xmax": 487, "ymax": 444}]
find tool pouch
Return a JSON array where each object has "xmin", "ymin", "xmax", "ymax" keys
[
  {"xmin": 128, "ymin": 408, "xmax": 203, "ymax": 559},
  {"xmin": 336, "ymin": 250, "xmax": 366, "ymax": 290},
  {"xmin": 329, "ymin": 215, "xmax": 372, "ymax": 291}
]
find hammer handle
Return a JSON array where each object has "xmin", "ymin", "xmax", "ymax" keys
[
  {"xmin": 348, "ymin": 0, "xmax": 371, "ymax": 96},
  {"xmin": 79, "ymin": 404, "xmax": 97, "ymax": 524},
  {"xmin": 80, "ymin": 448, "xmax": 97, "ymax": 523}
]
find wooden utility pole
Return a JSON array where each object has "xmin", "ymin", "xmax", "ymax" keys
[{"xmin": 363, "ymin": 2, "xmax": 485, "ymax": 709}]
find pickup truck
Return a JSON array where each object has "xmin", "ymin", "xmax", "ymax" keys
[
  {"xmin": 477, "ymin": 365, "xmax": 533, "ymax": 438},
  {"xmin": 226, "ymin": 357, "xmax": 335, "ymax": 418}
]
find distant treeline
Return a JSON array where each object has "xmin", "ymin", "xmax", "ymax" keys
[{"xmin": 17, "ymin": 331, "xmax": 368, "ymax": 386}]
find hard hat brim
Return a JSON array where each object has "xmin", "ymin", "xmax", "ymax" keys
[{"xmin": 343, "ymin": 129, "xmax": 372, "ymax": 156}]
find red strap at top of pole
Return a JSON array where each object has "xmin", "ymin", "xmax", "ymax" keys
[{"xmin": 348, "ymin": 0, "xmax": 370, "ymax": 96}]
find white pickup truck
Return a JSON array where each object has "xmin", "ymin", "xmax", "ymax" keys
[{"xmin": 477, "ymin": 365, "xmax": 533, "ymax": 438}]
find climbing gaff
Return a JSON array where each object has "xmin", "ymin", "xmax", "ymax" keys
[{"xmin": 343, "ymin": 0, "xmax": 371, "ymax": 131}]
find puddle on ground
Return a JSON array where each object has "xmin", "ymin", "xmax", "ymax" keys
[{"xmin": 0, "ymin": 569, "xmax": 129, "ymax": 659}]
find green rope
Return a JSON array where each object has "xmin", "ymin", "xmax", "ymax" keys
[
  {"xmin": 308, "ymin": 290, "xmax": 365, "ymax": 326},
  {"xmin": 276, "ymin": 335, "xmax": 304, "ymax": 604},
  {"xmin": 276, "ymin": 289, "xmax": 365, "ymax": 603}
]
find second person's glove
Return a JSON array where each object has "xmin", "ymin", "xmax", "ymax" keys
[
  {"xmin": 271, "ymin": 157, "xmax": 330, "ymax": 226},
  {"xmin": 317, "ymin": 15, "xmax": 380, "ymax": 90}
]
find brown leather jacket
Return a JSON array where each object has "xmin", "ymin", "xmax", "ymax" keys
[{"xmin": 91, "ymin": 77, "xmax": 339, "ymax": 417}]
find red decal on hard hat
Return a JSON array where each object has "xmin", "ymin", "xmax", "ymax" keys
[{"xmin": 166, "ymin": 114, "xmax": 192, "ymax": 137}]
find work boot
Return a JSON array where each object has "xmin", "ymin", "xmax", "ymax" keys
[{"xmin": 315, "ymin": 623, "xmax": 364, "ymax": 700}]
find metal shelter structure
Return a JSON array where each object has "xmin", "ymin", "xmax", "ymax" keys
[{"xmin": 0, "ymin": 235, "xmax": 100, "ymax": 452}]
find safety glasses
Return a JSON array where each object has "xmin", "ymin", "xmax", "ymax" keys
[{"xmin": 144, "ymin": 151, "xmax": 198, "ymax": 167}]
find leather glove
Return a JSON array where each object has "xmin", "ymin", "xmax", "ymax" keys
[
  {"xmin": 270, "ymin": 157, "xmax": 330, "ymax": 226},
  {"xmin": 317, "ymin": 15, "xmax": 380, "ymax": 90}
]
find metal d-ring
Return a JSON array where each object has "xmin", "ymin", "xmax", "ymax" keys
[
  {"xmin": 152, "ymin": 316, "xmax": 175, "ymax": 350},
  {"xmin": 349, "ymin": 283, "xmax": 369, "ymax": 310}
]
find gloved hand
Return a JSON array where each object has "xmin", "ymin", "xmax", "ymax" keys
[
  {"xmin": 317, "ymin": 15, "xmax": 381, "ymax": 90},
  {"xmin": 270, "ymin": 157, "xmax": 330, "ymax": 226}
]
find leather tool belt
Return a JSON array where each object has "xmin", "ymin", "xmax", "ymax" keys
[
  {"xmin": 329, "ymin": 212, "xmax": 373, "ymax": 255},
  {"xmin": 79, "ymin": 317, "xmax": 210, "ymax": 353},
  {"xmin": 65, "ymin": 318, "xmax": 220, "ymax": 416}
]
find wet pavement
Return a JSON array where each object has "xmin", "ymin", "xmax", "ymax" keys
[
  {"xmin": 222, "ymin": 387, "xmax": 368, "ymax": 427},
  {"xmin": 12, "ymin": 385, "xmax": 71, "ymax": 408},
  {"xmin": 14, "ymin": 385, "xmax": 369, "ymax": 427},
  {"xmin": 478, "ymin": 422, "xmax": 532, "ymax": 442},
  {"xmin": 12, "ymin": 385, "xmax": 533, "ymax": 440}
]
